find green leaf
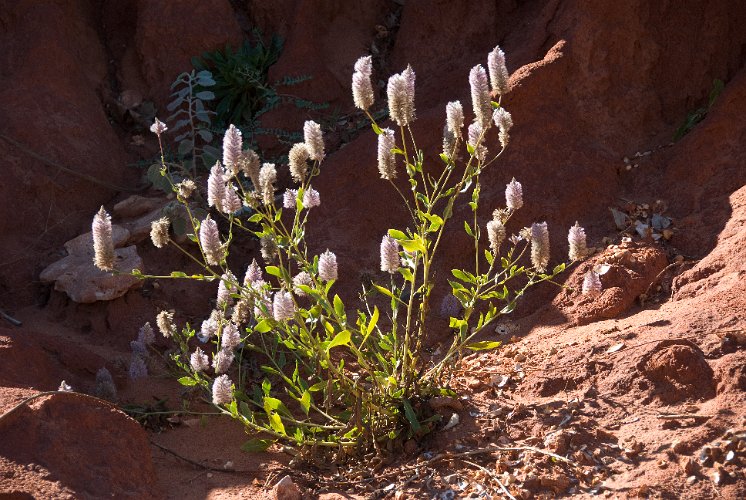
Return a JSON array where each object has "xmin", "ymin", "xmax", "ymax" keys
[
  {"xmin": 451, "ymin": 269, "xmax": 474, "ymax": 283},
  {"xmin": 366, "ymin": 306, "xmax": 379, "ymax": 336},
  {"xmin": 177, "ymin": 139, "xmax": 192, "ymax": 157},
  {"xmin": 439, "ymin": 153, "xmax": 450, "ymax": 164},
  {"xmin": 399, "ymin": 237, "xmax": 427, "ymax": 254},
  {"xmin": 388, "ymin": 229, "xmax": 407, "ymax": 241},
  {"xmin": 466, "ymin": 143, "xmax": 475, "ymax": 155},
  {"xmin": 265, "ymin": 265, "xmax": 282, "ymax": 278},
  {"xmin": 299, "ymin": 390, "xmax": 311, "ymax": 415},
  {"xmin": 268, "ymin": 412, "xmax": 286, "ymax": 435},
  {"xmin": 241, "ymin": 439, "xmax": 273, "ymax": 452},
  {"xmin": 449, "ymin": 317, "xmax": 468, "ymax": 329},
  {"xmin": 371, "ymin": 122, "xmax": 383, "ymax": 135},
  {"xmin": 254, "ymin": 319, "xmax": 272, "ymax": 334},
  {"xmin": 399, "ymin": 268, "xmax": 414, "ymax": 283},
  {"xmin": 402, "ymin": 399, "xmax": 421, "ymax": 433},
  {"xmin": 308, "ymin": 381, "xmax": 325, "ymax": 392},
  {"xmin": 327, "ymin": 330, "xmax": 351, "ymax": 351},
  {"xmin": 484, "ymin": 250, "xmax": 494, "ymax": 266},
  {"xmin": 448, "ymin": 279, "xmax": 466, "ymax": 291},
  {"xmin": 373, "ymin": 284, "xmax": 396, "ymax": 300},
  {"xmin": 196, "ymin": 128, "xmax": 213, "ymax": 143},
  {"xmin": 552, "ymin": 263, "xmax": 566, "ymax": 275},
  {"xmin": 262, "ymin": 379, "xmax": 271, "ymax": 396},
  {"xmin": 146, "ymin": 163, "xmax": 173, "ymax": 193},
  {"xmin": 466, "ymin": 340, "xmax": 503, "ymax": 351},
  {"xmin": 239, "ymin": 401, "xmax": 252, "ymax": 418},
  {"xmin": 422, "ymin": 213, "xmax": 443, "ymax": 232},
  {"xmin": 260, "ymin": 365, "xmax": 281, "ymax": 376},
  {"xmin": 177, "ymin": 376, "xmax": 197, "ymax": 386},
  {"xmin": 170, "ymin": 271, "xmax": 188, "ymax": 278},
  {"xmin": 247, "ymin": 213, "xmax": 262, "ymax": 223},
  {"xmin": 333, "ymin": 294, "xmax": 345, "ymax": 319},
  {"xmin": 463, "ymin": 221, "xmax": 474, "ymax": 237}
]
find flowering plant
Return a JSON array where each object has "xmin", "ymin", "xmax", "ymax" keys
[{"xmin": 93, "ymin": 46, "xmax": 591, "ymax": 458}]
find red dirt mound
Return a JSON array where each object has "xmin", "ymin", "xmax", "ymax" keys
[{"xmin": 0, "ymin": 393, "xmax": 159, "ymax": 498}]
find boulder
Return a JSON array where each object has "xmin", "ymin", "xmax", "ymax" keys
[
  {"xmin": 39, "ymin": 225, "xmax": 143, "ymax": 303},
  {"xmin": 0, "ymin": 393, "xmax": 160, "ymax": 498}
]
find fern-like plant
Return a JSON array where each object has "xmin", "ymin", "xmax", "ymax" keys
[{"xmin": 165, "ymin": 69, "xmax": 219, "ymax": 175}]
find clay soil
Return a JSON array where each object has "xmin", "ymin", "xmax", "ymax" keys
[{"xmin": 1, "ymin": 1, "xmax": 746, "ymax": 499}]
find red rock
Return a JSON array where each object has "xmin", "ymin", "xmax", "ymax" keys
[
  {"xmin": 134, "ymin": 0, "xmax": 243, "ymax": 111},
  {"xmin": 0, "ymin": 1, "xmax": 133, "ymax": 308},
  {"xmin": 0, "ymin": 393, "xmax": 160, "ymax": 498},
  {"xmin": 272, "ymin": 474, "xmax": 303, "ymax": 500}
]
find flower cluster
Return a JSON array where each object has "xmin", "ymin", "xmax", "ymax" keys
[{"xmin": 87, "ymin": 44, "xmax": 605, "ymax": 455}]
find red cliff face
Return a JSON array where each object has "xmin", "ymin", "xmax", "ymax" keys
[{"xmin": 1, "ymin": 1, "xmax": 745, "ymax": 497}]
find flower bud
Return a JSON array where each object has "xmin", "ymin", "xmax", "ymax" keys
[
  {"xmin": 293, "ymin": 271, "xmax": 312, "ymax": 296},
  {"xmin": 380, "ymin": 235, "xmax": 401, "ymax": 273},
  {"xmin": 377, "ymin": 128, "xmax": 397, "ymax": 180},
  {"xmin": 302, "ymin": 187, "xmax": 321, "ymax": 209},
  {"xmin": 199, "ymin": 216, "xmax": 224, "ymax": 266},
  {"xmin": 492, "ymin": 107, "xmax": 512, "ymax": 149},
  {"xmin": 138, "ymin": 322, "xmax": 155, "ymax": 345},
  {"xmin": 94, "ymin": 368, "xmax": 117, "ymax": 401},
  {"xmin": 221, "ymin": 183, "xmax": 242, "ymax": 214},
  {"xmin": 487, "ymin": 46, "xmax": 510, "ymax": 96},
  {"xmin": 92, "ymin": 206, "xmax": 115, "ymax": 271},
  {"xmin": 283, "ymin": 189, "xmax": 298, "ymax": 209},
  {"xmin": 505, "ymin": 178, "xmax": 523, "ymax": 211},
  {"xmin": 387, "ymin": 68, "xmax": 415, "ymax": 127},
  {"xmin": 352, "ymin": 55, "xmax": 375, "ymax": 111},
  {"xmin": 304, "ymin": 121, "xmax": 325, "ymax": 162},
  {"xmin": 487, "ymin": 219, "xmax": 506, "ymax": 253},
  {"xmin": 150, "ymin": 217, "xmax": 170, "ymax": 248},
  {"xmin": 568, "ymin": 222, "xmax": 588, "ymax": 261},
  {"xmin": 244, "ymin": 259, "xmax": 263, "ymax": 285},
  {"xmin": 273, "ymin": 291, "xmax": 296, "ymax": 321},
  {"xmin": 149, "ymin": 117, "xmax": 168, "ymax": 136},
  {"xmin": 212, "ymin": 348, "xmax": 234, "ymax": 375},
  {"xmin": 530, "ymin": 222, "xmax": 550, "ymax": 272},
  {"xmin": 469, "ymin": 64, "xmax": 492, "ymax": 129},
  {"xmin": 221, "ymin": 322, "xmax": 241, "ymax": 351},
  {"xmin": 582, "ymin": 270, "xmax": 602, "ymax": 294},
  {"xmin": 239, "ymin": 149, "xmax": 261, "ymax": 188},
  {"xmin": 177, "ymin": 179, "xmax": 197, "ymax": 199},
  {"xmin": 129, "ymin": 355, "xmax": 148, "ymax": 380},
  {"xmin": 439, "ymin": 294, "xmax": 462, "ymax": 319},
  {"xmin": 260, "ymin": 235, "xmax": 278, "ymax": 263},
  {"xmin": 217, "ymin": 271, "xmax": 237, "ymax": 307},
  {"xmin": 212, "ymin": 374, "xmax": 232, "ymax": 405},
  {"xmin": 190, "ymin": 347, "xmax": 210, "ymax": 372},
  {"xmin": 258, "ymin": 163, "xmax": 277, "ymax": 205},
  {"xmin": 289, "ymin": 143, "xmax": 310, "ymax": 183},
  {"xmin": 318, "ymin": 250, "xmax": 338, "ymax": 281},
  {"xmin": 222, "ymin": 124, "xmax": 243, "ymax": 174},
  {"xmin": 156, "ymin": 310, "xmax": 176, "ymax": 338},
  {"xmin": 468, "ymin": 122, "xmax": 487, "ymax": 162},
  {"xmin": 446, "ymin": 101, "xmax": 464, "ymax": 139}
]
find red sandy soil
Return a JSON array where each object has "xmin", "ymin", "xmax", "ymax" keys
[{"xmin": 2, "ymin": 1, "xmax": 746, "ymax": 498}]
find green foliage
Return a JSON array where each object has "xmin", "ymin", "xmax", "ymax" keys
[
  {"xmin": 165, "ymin": 69, "xmax": 220, "ymax": 174},
  {"xmin": 129, "ymin": 49, "xmax": 579, "ymax": 463},
  {"xmin": 192, "ymin": 36, "xmax": 283, "ymax": 128},
  {"xmin": 191, "ymin": 34, "xmax": 329, "ymax": 153},
  {"xmin": 673, "ymin": 78, "xmax": 724, "ymax": 141}
]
